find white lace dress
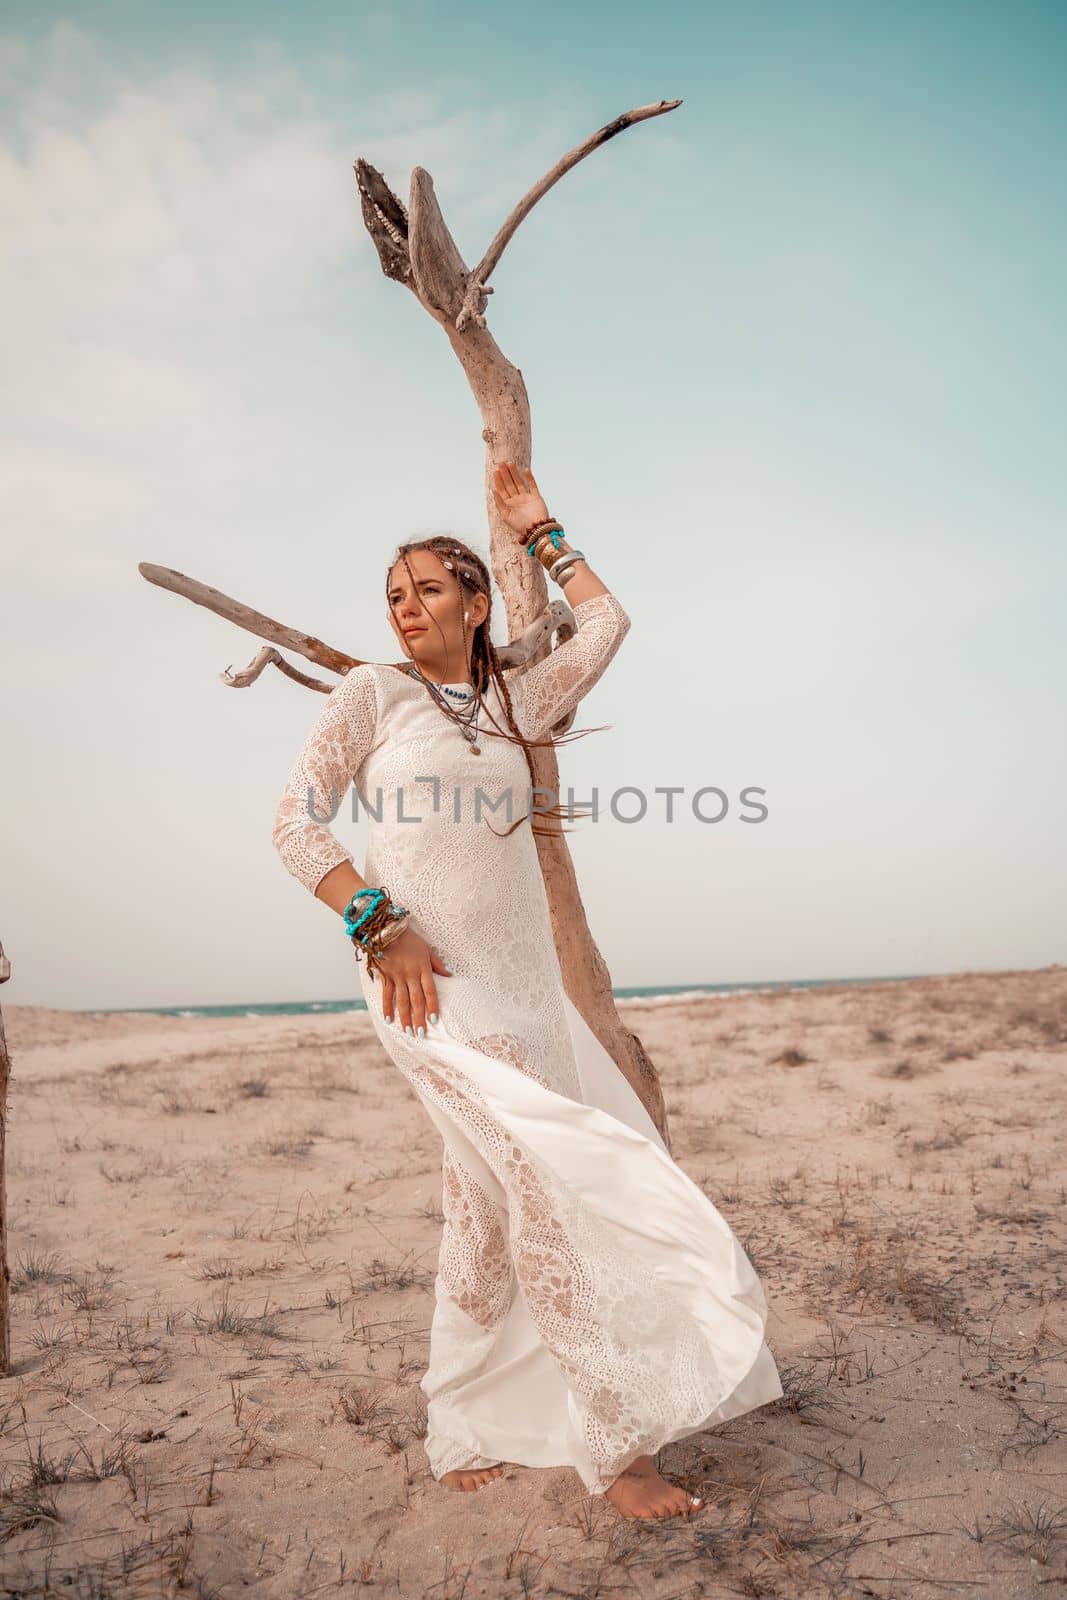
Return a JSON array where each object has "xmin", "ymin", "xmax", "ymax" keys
[{"xmin": 272, "ymin": 591, "xmax": 783, "ymax": 1493}]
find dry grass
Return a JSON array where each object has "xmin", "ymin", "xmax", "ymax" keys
[{"xmin": 2, "ymin": 965, "xmax": 1064, "ymax": 1597}]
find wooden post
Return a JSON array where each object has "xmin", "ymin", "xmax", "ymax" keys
[{"xmin": 0, "ymin": 938, "xmax": 11, "ymax": 1376}]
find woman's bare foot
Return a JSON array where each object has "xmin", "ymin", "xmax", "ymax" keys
[
  {"xmin": 604, "ymin": 1453, "xmax": 704, "ymax": 1520},
  {"xmin": 440, "ymin": 1462, "xmax": 506, "ymax": 1491}
]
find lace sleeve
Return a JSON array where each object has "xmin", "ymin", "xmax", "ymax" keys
[
  {"xmin": 507, "ymin": 591, "xmax": 631, "ymax": 743},
  {"xmin": 272, "ymin": 665, "xmax": 380, "ymax": 896}
]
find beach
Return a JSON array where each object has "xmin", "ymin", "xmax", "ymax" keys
[{"xmin": 1, "ymin": 965, "xmax": 1064, "ymax": 1597}]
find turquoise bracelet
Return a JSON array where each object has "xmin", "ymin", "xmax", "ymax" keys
[
  {"xmin": 343, "ymin": 888, "xmax": 385, "ymax": 939},
  {"xmin": 342, "ymin": 887, "xmax": 410, "ymax": 950},
  {"xmin": 528, "ymin": 524, "xmax": 566, "ymax": 558}
]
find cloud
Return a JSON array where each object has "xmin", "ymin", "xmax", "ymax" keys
[
  {"xmin": 2, "ymin": 30, "xmax": 362, "ymax": 320},
  {"xmin": 0, "ymin": 27, "xmax": 368, "ymax": 582},
  {"xmin": 0, "ymin": 23, "xmax": 550, "ymax": 585}
]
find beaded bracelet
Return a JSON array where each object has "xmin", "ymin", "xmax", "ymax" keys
[
  {"xmin": 526, "ymin": 522, "xmax": 588, "ymax": 591},
  {"xmin": 346, "ymin": 901, "xmax": 409, "ymax": 952},
  {"xmin": 343, "ymin": 887, "xmax": 385, "ymax": 937},
  {"xmin": 342, "ymin": 888, "xmax": 411, "ymax": 971},
  {"xmin": 527, "ymin": 521, "xmax": 566, "ymax": 558}
]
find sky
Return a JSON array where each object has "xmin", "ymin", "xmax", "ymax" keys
[{"xmin": 1, "ymin": 0, "xmax": 1064, "ymax": 1010}]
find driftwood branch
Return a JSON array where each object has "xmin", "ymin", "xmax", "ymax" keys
[
  {"xmin": 355, "ymin": 98, "xmax": 683, "ymax": 333},
  {"xmin": 354, "ymin": 101, "xmax": 681, "ymax": 1145},
  {"xmin": 458, "ymin": 100, "xmax": 682, "ymax": 332},
  {"xmin": 139, "ymin": 563, "xmax": 581, "ymax": 726},
  {"xmin": 221, "ymin": 647, "xmax": 338, "ymax": 692},
  {"xmin": 139, "ymin": 563, "xmax": 360, "ymax": 677},
  {"xmin": 355, "ymin": 159, "xmax": 411, "ymax": 287}
]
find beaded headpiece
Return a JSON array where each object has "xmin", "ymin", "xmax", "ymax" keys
[{"xmin": 438, "ymin": 545, "xmax": 480, "ymax": 586}]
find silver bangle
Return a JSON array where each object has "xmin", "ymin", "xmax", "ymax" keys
[{"xmin": 548, "ymin": 550, "xmax": 585, "ymax": 586}]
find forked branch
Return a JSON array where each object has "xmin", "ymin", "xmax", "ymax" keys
[{"xmin": 354, "ymin": 99, "xmax": 682, "ymax": 331}]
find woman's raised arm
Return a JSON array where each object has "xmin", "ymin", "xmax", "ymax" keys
[
  {"xmin": 490, "ymin": 460, "xmax": 631, "ymax": 742},
  {"xmin": 507, "ymin": 590, "xmax": 631, "ymax": 744}
]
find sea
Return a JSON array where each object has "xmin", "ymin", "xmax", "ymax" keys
[{"xmin": 99, "ymin": 973, "xmax": 928, "ymax": 1020}]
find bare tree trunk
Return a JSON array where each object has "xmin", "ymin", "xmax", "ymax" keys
[
  {"xmin": 354, "ymin": 103, "xmax": 681, "ymax": 1144},
  {"xmin": 0, "ymin": 941, "xmax": 11, "ymax": 1376}
]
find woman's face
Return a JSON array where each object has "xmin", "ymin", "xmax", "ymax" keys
[{"xmin": 387, "ymin": 548, "xmax": 488, "ymax": 677}]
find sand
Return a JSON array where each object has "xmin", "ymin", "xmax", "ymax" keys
[{"xmin": 0, "ymin": 965, "xmax": 1064, "ymax": 1598}]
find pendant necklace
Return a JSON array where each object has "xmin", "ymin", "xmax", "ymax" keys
[{"xmin": 407, "ymin": 667, "xmax": 483, "ymax": 755}]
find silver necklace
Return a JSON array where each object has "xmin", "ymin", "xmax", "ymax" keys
[{"xmin": 407, "ymin": 667, "xmax": 483, "ymax": 754}]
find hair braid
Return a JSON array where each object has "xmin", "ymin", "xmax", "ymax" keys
[{"xmin": 387, "ymin": 534, "xmax": 601, "ymax": 840}]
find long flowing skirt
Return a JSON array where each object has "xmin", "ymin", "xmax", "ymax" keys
[{"xmin": 358, "ymin": 970, "xmax": 783, "ymax": 1494}]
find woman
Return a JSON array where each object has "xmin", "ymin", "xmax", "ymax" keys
[{"xmin": 272, "ymin": 462, "xmax": 783, "ymax": 1520}]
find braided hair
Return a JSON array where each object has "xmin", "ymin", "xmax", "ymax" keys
[{"xmin": 386, "ymin": 535, "xmax": 604, "ymax": 840}]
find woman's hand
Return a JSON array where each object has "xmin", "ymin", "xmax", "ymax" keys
[
  {"xmin": 373, "ymin": 926, "xmax": 451, "ymax": 1037},
  {"xmin": 492, "ymin": 461, "xmax": 552, "ymax": 540}
]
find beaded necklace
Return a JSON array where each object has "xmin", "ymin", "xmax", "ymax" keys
[{"xmin": 406, "ymin": 666, "xmax": 483, "ymax": 755}]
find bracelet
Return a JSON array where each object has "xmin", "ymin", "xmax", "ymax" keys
[
  {"xmin": 351, "ymin": 906, "xmax": 410, "ymax": 953},
  {"xmin": 342, "ymin": 887, "xmax": 410, "ymax": 964},
  {"xmin": 527, "ymin": 520, "xmax": 566, "ymax": 559},
  {"xmin": 525, "ymin": 518, "xmax": 589, "ymax": 589},
  {"xmin": 355, "ymin": 919, "xmax": 410, "ymax": 981},
  {"xmin": 343, "ymin": 887, "xmax": 386, "ymax": 937},
  {"xmin": 548, "ymin": 551, "xmax": 585, "ymax": 587}
]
